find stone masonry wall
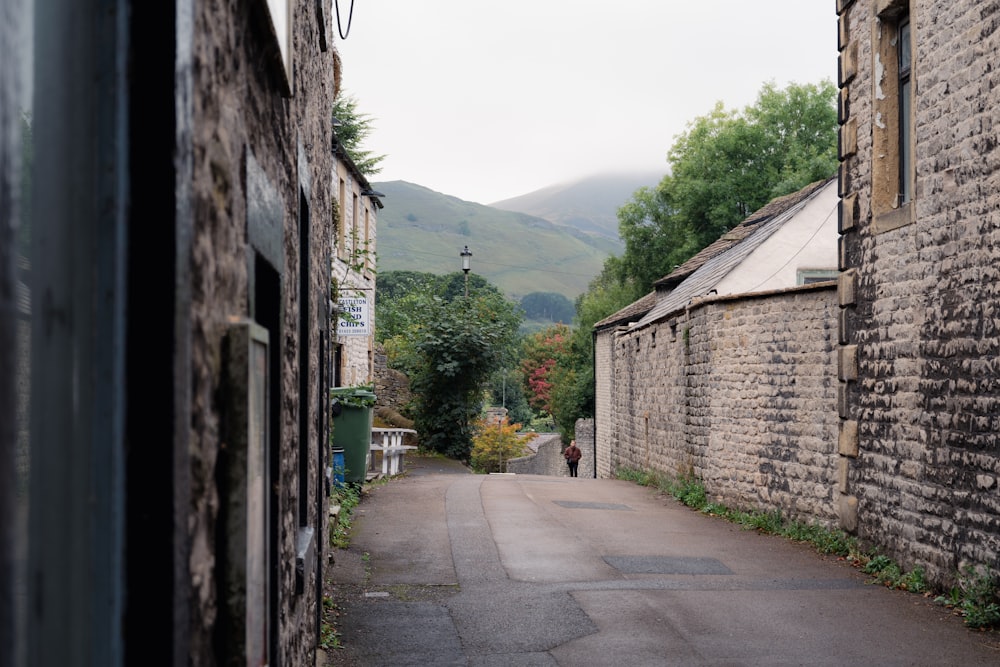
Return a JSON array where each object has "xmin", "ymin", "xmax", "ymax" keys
[
  {"xmin": 373, "ymin": 344, "xmax": 412, "ymax": 413},
  {"xmin": 187, "ymin": 2, "xmax": 335, "ymax": 664},
  {"xmin": 333, "ymin": 161, "xmax": 377, "ymax": 389},
  {"xmin": 506, "ymin": 434, "xmax": 566, "ymax": 476},
  {"xmin": 505, "ymin": 421, "xmax": 595, "ymax": 478},
  {"xmin": 595, "ymin": 329, "xmax": 615, "ymax": 479},
  {"xmin": 575, "ymin": 418, "xmax": 596, "ymax": 479},
  {"xmin": 686, "ymin": 288, "xmax": 840, "ymax": 524},
  {"xmin": 605, "ymin": 313, "xmax": 696, "ymax": 483},
  {"xmin": 837, "ymin": 0, "xmax": 1000, "ymax": 587},
  {"xmin": 601, "ymin": 285, "xmax": 840, "ymax": 526}
]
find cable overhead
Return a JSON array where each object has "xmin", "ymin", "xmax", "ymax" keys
[
  {"xmin": 745, "ymin": 201, "xmax": 838, "ymax": 293},
  {"xmin": 335, "ymin": 0, "xmax": 354, "ymax": 39}
]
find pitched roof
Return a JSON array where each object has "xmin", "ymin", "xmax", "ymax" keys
[
  {"xmin": 652, "ymin": 179, "xmax": 833, "ymax": 290},
  {"xmin": 634, "ymin": 178, "xmax": 836, "ymax": 329},
  {"xmin": 593, "ymin": 291, "xmax": 657, "ymax": 331}
]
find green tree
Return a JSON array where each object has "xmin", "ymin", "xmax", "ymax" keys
[
  {"xmin": 402, "ymin": 283, "xmax": 523, "ymax": 460},
  {"xmin": 374, "ymin": 271, "xmax": 441, "ymax": 353},
  {"xmin": 549, "ymin": 80, "xmax": 838, "ymax": 440},
  {"xmin": 520, "ymin": 291, "xmax": 576, "ymax": 323},
  {"xmin": 376, "ymin": 270, "xmax": 439, "ymax": 301},
  {"xmin": 439, "ymin": 272, "xmax": 494, "ymax": 302},
  {"xmin": 549, "ymin": 271, "xmax": 635, "ymax": 431},
  {"xmin": 611, "ymin": 185, "xmax": 698, "ymax": 301},
  {"xmin": 486, "ymin": 367, "xmax": 533, "ymax": 426},
  {"xmin": 616, "ymin": 80, "xmax": 837, "ymax": 293},
  {"xmin": 333, "ymin": 93, "xmax": 386, "ymax": 177}
]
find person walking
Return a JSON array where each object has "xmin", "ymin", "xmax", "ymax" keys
[{"xmin": 564, "ymin": 439, "xmax": 582, "ymax": 477}]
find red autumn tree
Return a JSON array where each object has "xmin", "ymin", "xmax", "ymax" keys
[{"xmin": 520, "ymin": 323, "xmax": 572, "ymax": 414}]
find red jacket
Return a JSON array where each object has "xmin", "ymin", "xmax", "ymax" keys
[{"xmin": 565, "ymin": 445, "xmax": 582, "ymax": 462}]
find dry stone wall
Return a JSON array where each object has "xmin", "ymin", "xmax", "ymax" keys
[{"xmin": 373, "ymin": 345, "xmax": 412, "ymax": 413}]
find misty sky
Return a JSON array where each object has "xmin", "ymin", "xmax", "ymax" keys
[{"xmin": 334, "ymin": 1, "xmax": 838, "ymax": 205}]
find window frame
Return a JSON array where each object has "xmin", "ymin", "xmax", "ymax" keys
[{"xmin": 871, "ymin": 2, "xmax": 914, "ymax": 233}]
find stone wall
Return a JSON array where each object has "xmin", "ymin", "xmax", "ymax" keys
[
  {"xmin": 600, "ymin": 284, "xmax": 841, "ymax": 526},
  {"xmin": 506, "ymin": 434, "xmax": 566, "ymax": 476},
  {"xmin": 595, "ymin": 329, "xmax": 615, "ymax": 479},
  {"xmin": 837, "ymin": 0, "xmax": 1000, "ymax": 586},
  {"xmin": 187, "ymin": 2, "xmax": 336, "ymax": 663},
  {"xmin": 575, "ymin": 418, "xmax": 596, "ymax": 479},
  {"xmin": 373, "ymin": 345, "xmax": 412, "ymax": 414},
  {"xmin": 504, "ymin": 421, "xmax": 595, "ymax": 478}
]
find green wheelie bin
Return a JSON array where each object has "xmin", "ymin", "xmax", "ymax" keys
[{"xmin": 330, "ymin": 386, "xmax": 376, "ymax": 485}]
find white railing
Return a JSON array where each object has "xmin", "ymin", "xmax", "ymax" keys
[{"xmin": 369, "ymin": 427, "xmax": 418, "ymax": 476}]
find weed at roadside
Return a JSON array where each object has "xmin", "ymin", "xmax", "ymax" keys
[
  {"xmin": 935, "ymin": 566, "xmax": 1000, "ymax": 629},
  {"xmin": 329, "ymin": 483, "xmax": 361, "ymax": 550}
]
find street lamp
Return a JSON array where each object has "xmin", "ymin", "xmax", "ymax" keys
[{"xmin": 460, "ymin": 245, "xmax": 472, "ymax": 297}]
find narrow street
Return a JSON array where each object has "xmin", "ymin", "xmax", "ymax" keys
[{"xmin": 324, "ymin": 456, "xmax": 1000, "ymax": 666}]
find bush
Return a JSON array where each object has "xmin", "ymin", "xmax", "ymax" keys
[{"xmin": 470, "ymin": 417, "xmax": 535, "ymax": 473}]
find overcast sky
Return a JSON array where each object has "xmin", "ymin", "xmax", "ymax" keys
[{"xmin": 334, "ymin": 1, "xmax": 838, "ymax": 205}]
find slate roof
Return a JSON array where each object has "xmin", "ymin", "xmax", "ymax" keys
[
  {"xmin": 593, "ymin": 290, "xmax": 657, "ymax": 331},
  {"xmin": 633, "ymin": 178, "xmax": 836, "ymax": 329}
]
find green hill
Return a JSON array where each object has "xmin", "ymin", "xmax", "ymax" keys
[
  {"xmin": 372, "ymin": 181, "xmax": 621, "ymax": 301},
  {"xmin": 490, "ymin": 171, "xmax": 662, "ymax": 241}
]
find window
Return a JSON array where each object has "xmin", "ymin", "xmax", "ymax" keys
[
  {"xmin": 363, "ymin": 207, "xmax": 372, "ymax": 274},
  {"xmin": 872, "ymin": 2, "xmax": 914, "ymax": 232},
  {"xmin": 797, "ymin": 269, "xmax": 840, "ymax": 285},
  {"xmin": 298, "ymin": 188, "xmax": 310, "ymax": 529},
  {"xmin": 337, "ymin": 177, "xmax": 346, "ymax": 259},
  {"xmin": 898, "ymin": 15, "xmax": 912, "ymax": 204},
  {"xmin": 351, "ymin": 192, "xmax": 359, "ymax": 257}
]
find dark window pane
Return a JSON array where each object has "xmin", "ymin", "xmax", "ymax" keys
[
  {"xmin": 900, "ymin": 78, "xmax": 912, "ymax": 203},
  {"xmin": 899, "ymin": 19, "xmax": 911, "ymax": 75}
]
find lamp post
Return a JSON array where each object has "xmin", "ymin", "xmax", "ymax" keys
[{"xmin": 460, "ymin": 245, "xmax": 472, "ymax": 297}]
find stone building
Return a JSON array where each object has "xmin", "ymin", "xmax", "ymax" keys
[
  {"xmin": 835, "ymin": 0, "xmax": 1000, "ymax": 585},
  {"xmin": 594, "ymin": 179, "xmax": 842, "ymax": 525},
  {"xmin": 332, "ymin": 142, "xmax": 381, "ymax": 388},
  {"xmin": 1, "ymin": 1, "xmax": 373, "ymax": 664},
  {"xmin": 598, "ymin": 0, "xmax": 1000, "ymax": 592}
]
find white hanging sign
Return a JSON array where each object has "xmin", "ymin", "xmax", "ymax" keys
[{"xmin": 336, "ymin": 297, "xmax": 371, "ymax": 336}]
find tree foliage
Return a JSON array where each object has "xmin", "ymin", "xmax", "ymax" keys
[
  {"xmin": 376, "ymin": 271, "xmax": 511, "ymax": 351},
  {"xmin": 486, "ymin": 367, "xmax": 533, "ymax": 426},
  {"xmin": 613, "ymin": 80, "xmax": 837, "ymax": 293},
  {"xmin": 611, "ymin": 185, "xmax": 699, "ymax": 302},
  {"xmin": 550, "ymin": 80, "xmax": 838, "ymax": 439},
  {"xmin": 333, "ymin": 93, "xmax": 386, "ymax": 177},
  {"xmin": 520, "ymin": 291, "xmax": 576, "ymax": 323},
  {"xmin": 520, "ymin": 324, "xmax": 572, "ymax": 414},
  {"xmin": 470, "ymin": 417, "xmax": 535, "ymax": 474},
  {"xmin": 378, "ymin": 273, "xmax": 523, "ymax": 460},
  {"xmin": 547, "ymin": 273, "xmax": 636, "ymax": 431}
]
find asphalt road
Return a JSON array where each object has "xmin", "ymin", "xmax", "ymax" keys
[{"xmin": 324, "ymin": 454, "xmax": 1000, "ymax": 666}]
